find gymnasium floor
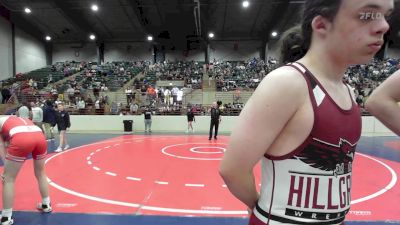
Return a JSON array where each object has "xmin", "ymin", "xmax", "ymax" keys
[{"xmin": 1, "ymin": 133, "xmax": 399, "ymax": 225}]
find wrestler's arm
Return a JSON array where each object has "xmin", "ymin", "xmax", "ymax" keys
[{"xmin": 366, "ymin": 70, "xmax": 400, "ymax": 136}]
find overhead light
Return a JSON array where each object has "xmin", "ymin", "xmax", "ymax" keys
[
  {"xmin": 24, "ymin": 7, "xmax": 31, "ymax": 14},
  {"xmin": 147, "ymin": 35, "xmax": 153, "ymax": 41},
  {"xmin": 45, "ymin": 36, "xmax": 51, "ymax": 41},
  {"xmin": 91, "ymin": 4, "xmax": 98, "ymax": 12},
  {"xmin": 89, "ymin": 34, "xmax": 96, "ymax": 40},
  {"xmin": 208, "ymin": 32, "xmax": 215, "ymax": 38},
  {"xmin": 242, "ymin": 1, "xmax": 250, "ymax": 8},
  {"xmin": 271, "ymin": 31, "xmax": 278, "ymax": 37}
]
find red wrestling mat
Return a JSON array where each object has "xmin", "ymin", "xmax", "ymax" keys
[{"xmin": 0, "ymin": 135, "xmax": 399, "ymax": 221}]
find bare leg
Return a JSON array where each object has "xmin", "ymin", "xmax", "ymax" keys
[
  {"xmin": 189, "ymin": 122, "xmax": 193, "ymax": 131},
  {"xmin": 63, "ymin": 131, "xmax": 68, "ymax": 146},
  {"xmin": 2, "ymin": 160, "xmax": 24, "ymax": 210},
  {"xmin": 33, "ymin": 159, "xmax": 49, "ymax": 199},
  {"xmin": 59, "ymin": 131, "xmax": 65, "ymax": 148}
]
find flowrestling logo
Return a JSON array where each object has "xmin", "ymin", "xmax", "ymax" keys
[{"xmin": 359, "ymin": 12, "xmax": 383, "ymax": 20}]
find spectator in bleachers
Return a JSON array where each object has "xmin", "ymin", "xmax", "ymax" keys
[
  {"xmin": 146, "ymin": 85, "xmax": 156, "ymax": 102},
  {"xmin": 77, "ymin": 97, "xmax": 86, "ymax": 115},
  {"xmin": 93, "ymin": 85, "xmax": 100, "ymax": 98},
  {"xmin": 102, "ymin": 102, "xmax": 110, "ymax": 115},
  {"xmin": 86, "ymin": 96, "xmax": 94, "ymax": 113},
  {"xmin": 157, "ymin": 87, "xmax": 163, "ymax": 102},
  {"xmin": 48, "ymin": 74, "xmax": 53, "ymax": 83},
  {"xmin": 132, "ymin": 91, "xmax": 137, "ymax": 103},
  {"xmin": 78, "ymin": 85, "xmax": 86, "ymax": 97},
  {"xmin": 164, "ymin": 88, "xmax": 172, "ymax": 106},
  {"xmin": 125, "ymin": 87, "xmax": 133, "ymax": 105},
  {"xmin": 54, "ymin": 98, "xmax": 62, "ymax": 106},
  {"xmin": 50, "ymin": 86, "xmax": 57, "ymax": 101},
  {"xmin": 176, "ymin": 88, "xmax": 183, "ymax": 105},
  {"xmin": 171, "ymin": 86, "xmax": 179, "ymax": 104},
  {"xmin": 95, "ymin": 98, "xmax": 105, "ymax": 115},
  {"xmin": 110, "ymin": 102, "xmax": 119, "ymax": 115},
  {"xmin": 100, "ymin": 84, "xmax": 108, "ymax": 92},
  {"xmin": 1, "ymin": 86, "xmax": 11, "ymax": 104},
  {"xmin": 66, "ymin": 86, "xmax": 75, "ymax": 103},
  {"xmin": 3, "ymin": 58, "xmax": 398, "ymax": 117},
  {"xmin": 74, "ymin": 86, "xmax": 81, "ymax": 100},
  {"xmin": 234, "ymin": 88, "xmax": 241, "ymax": 103},
  {"xmin": 130, "ymin": 102, "xmax": 139, "ymax": 115}
]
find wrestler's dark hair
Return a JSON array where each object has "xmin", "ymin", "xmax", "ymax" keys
[{"xmin": 279, "ymin": 0, "xmax": 342, "ymax": 64}]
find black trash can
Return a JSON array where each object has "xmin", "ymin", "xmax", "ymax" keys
[{"xmin": 123, "ymin": 120, "xmax": 133, "ymax": 132}]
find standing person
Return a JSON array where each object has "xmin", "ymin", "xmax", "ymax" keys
[
  {"xmin": 164, "ymin": 88, "xmax": 171, "ymax": 106},
  {"xmin": 30, "ymin": 102, "xmax": 44, "ymax": 132},
  {"xmin": 209, "ymin": 102, "xmax": 221, "ymax": 140},
  {"xmin": 186, "ymin": 107, "xmax": 195, "ymax": 133},
  {"xmin": 219, "ymin": 1, "xmax": 393, "ymax": 225},
  {"xmin": 55, "ymin": 103, "xmax": 71, "ymax": 152},
  {"xmin": 366, "ymin": 69, "xmax": 400, "ymax": 135},
  {"xmin": 42, "ymin": 100, "xmax": 57, "ymax": 140},
  {"xmin": 1, "ymin": 87, "xmax": 11, "ymax": 104},
  {"xmin": 77, "ymin": 97, "xmax": 86, "ymax": 115},
  {"xmin": 144, "ymin": 106, "xmax": 152, "ymax": 133},
  {"xmin": 0, "ymin": 116, "xmax": 52, "ymax": 225},
  {"xmin": 16, "ymin": 103, "xmax": 30, "ymax": 119}
]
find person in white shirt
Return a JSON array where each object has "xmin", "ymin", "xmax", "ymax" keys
[
  {"xmin": 130, "ymin": 102, "xmax": 139, "ymax": 115},
  {"xmin": 30, "ymin": 102, "xmax": 43, "ymax": 131},
  {"xmin": 176, "ymin": 88, "xmax": 183, "ymax": 105},
  {"xmin": 77, "ymin": 97, "xmax": 86, "ymax": 115},
  {"xmin": 164, "ymin": 88, "xmax": 172, "ymax": 106},
  {"xmin": 16, "ymin": 104, "xmax": 30, "ymax": 119},
  {"xmin": 125, "ymin": 88, "xmax": 133, "ymax": 105},
  {"xmin": 66, "ymin": 86, "xmax": 75, "ymax": 103},
  {"xmin": 171, "ymin": 86, "xmax": 179, "ymax": 104}
]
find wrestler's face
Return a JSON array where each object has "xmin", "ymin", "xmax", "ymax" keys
[{"xmin": 324, "ymin": 0, "xmax": 393, "ymax": 64}]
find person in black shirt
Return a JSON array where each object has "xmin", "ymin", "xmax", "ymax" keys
[
  {"xmin": 209, "ymin": 102, "xmax": 221, "ymax": 140},
  {"xmin": 55, "ymin": 103, "xmax": 71, "ymax": 152},
  {"xmin": 144, "ymin": 107, "xmax": 152, "ymax": 133},
  {"xmin": 186, "ymin": 107, "xmax": 195, "ymax": 133},
  {"xmin": 1, "ymin": 87, "xmax": 11, "ymax": 104},
  {"xmin": 42, "ymin": 100, "xmax": 57, "ymax": 140}
]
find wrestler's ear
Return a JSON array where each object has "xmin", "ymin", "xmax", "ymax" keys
[{"xmin": 311, "ymin": 15, "xmax": 331, "ymax": 37}]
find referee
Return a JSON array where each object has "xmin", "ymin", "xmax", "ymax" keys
[{"xmin": 209, "ymin": 101, "xmax": 221, "ymax": 140}]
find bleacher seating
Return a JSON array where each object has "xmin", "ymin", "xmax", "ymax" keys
[{"xmin": 1, "ymin": 57, "xmax": 399, "ymax": 117}]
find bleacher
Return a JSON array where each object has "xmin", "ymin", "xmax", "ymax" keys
[{"xmin": 1, "ymin": 57, "xmax": 399, "ymax": 117}]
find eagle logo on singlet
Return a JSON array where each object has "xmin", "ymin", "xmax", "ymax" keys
[{"xmin": 292, "ymin": 138, "xmax": 356, "ymax": 177}]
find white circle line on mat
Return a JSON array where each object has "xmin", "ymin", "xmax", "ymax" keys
[
  {"xmin": 46, "ymin": 138, "xmax": 396, "ymax": 214},
  {"xmin": 45, "ymin": 137, "xmax": 248, "ymax": 215}
]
